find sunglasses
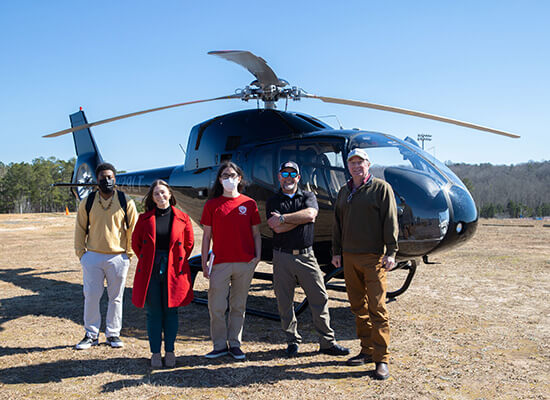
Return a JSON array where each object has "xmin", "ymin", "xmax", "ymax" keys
[{"xmin": 280, "ymin": 171, "xmax": 298, "ymax": 178}]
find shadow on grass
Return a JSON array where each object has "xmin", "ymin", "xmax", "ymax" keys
[
  {"xmin": 0, "ymin": 267, "xmax": 143, "ymax": 336},
  {"xmin": 101, "ymin": 351, "xmax": 379, "ymax": 392},
  {"xmin": 0, "ymin": 267, "xmax": 358, "ymax": 345},
  {"xmin": 0, "ymin": 265, "xmax": 359, "ymax": 366},
  {"xmin": 0, "ymin": 267, "xmax": 87, "ymax": 332},
  {"xmin": 0, "ymin": 350, "xmax": 376, "ymax": 389},
  {"xmin": 0, "ymin": 345, "xmax": 73, "ymax": 357},
  {"xmin": 0, "ymin": 267, "xmax": 373, "ymax": 392}
]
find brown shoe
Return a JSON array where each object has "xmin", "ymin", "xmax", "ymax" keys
[
  {"xmin": 346, "ymin": 353, "xmax": 373, "ymax": 366},
  {"xmin": 375, "ymin": 362, "xmax": 390, "ymax": 380}
]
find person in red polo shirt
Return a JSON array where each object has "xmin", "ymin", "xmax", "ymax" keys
[{"xmin": 200, "ymin": 161, "xmax": 261, "ymax": 360}]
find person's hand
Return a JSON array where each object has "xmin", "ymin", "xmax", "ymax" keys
[
  {"xmin": 202, "ymin": 265, "xmax": 210, "ymax": 279},
  {"xmin": 382, "ymin": 255, "xmax": 395, "ymax": 271},
  {"xmin": 267, "ymin": 212, "xmax": 282, "ymax": 230},
  {"xmin": 331, "ymin": 255, "xmax": 341, "ymax": 269},
  {"xmin": 250, "ymin": 256, "xmax": 261, "ymax": 267}
]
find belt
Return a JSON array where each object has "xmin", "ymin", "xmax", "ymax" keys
[{"xmin": 273, "ymin": 246, "xmax": 312, "ymax": 256}]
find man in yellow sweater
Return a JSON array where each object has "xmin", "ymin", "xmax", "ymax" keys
[{"xmin": 74, "ymin": 163, "xmax": 137, "ymax": 350}]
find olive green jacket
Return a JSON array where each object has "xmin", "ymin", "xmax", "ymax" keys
[{"xmin": 332, "ymin": 176, "xmax": 399, "ymax": 258}]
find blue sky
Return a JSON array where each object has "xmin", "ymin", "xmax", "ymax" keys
[{"xmin": 1, "ymin": 1, "xmax": 548, "ymax": 171}]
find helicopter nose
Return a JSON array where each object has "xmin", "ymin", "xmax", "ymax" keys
[{"xmin": 434, "ymin": 184, "xmax": 478, "ymax": 253}]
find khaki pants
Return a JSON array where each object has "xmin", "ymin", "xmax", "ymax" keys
[
  {"xmin": 273, "ymin": 249, "xmax": 335, "ymax": 349},
  {"xmin": 208, "ymin": 261, "xmax": 256, "ymax": 350},
  {"xmin": 343, "ymin": 252, "xmax": 390, "ymax": 363}
]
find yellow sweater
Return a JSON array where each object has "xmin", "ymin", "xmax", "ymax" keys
[{"xmin": 74, "ymin": 191, "xmax": 138, "ymax": 259}]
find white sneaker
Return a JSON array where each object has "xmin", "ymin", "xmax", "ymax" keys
[{"xmin": 75, "ymin": 335, "xmax": 99, "ymax": 350}]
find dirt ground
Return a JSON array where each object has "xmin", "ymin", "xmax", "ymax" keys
[{"xmin": 0, "ymin": 213, "xmax": 548, "ymax": 399}]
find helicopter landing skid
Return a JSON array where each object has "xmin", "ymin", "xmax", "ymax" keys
[
  {"xmin": 188, "ymin": 256, "xmax": 417, "ymax": 321},
  {"xmin": 323, "ymin": 259, "xmax": 417, "ymax": 300}
]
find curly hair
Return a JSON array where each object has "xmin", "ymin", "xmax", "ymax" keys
[{"xmin": 95, "ymin": 162, "xmax": 116, "ymax": 176}]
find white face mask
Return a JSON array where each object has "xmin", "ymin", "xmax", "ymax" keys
[{"xmin": 222, "ymin": 177, "xmax": 239, "ymax": 192}]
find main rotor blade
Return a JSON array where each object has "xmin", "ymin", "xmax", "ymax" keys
[
  {"xmin": 43, "ymin": 94, "xmax": 240, "ymax": 138},
  {"xmin": 208, "ymin": 50, "xmax": 283, "ymax": 88},
  {"xmin": 305, "ymin": 94, "xmax": 520, "ymax": 138}
]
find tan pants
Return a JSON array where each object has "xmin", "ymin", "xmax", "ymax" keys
[
  {"xmin": 343, "ymin": 252, "xmax": 390, "ymax": 363},
  {"xmin": 208, "ymin": 261, "xmax": 256, "ymax": 350}
]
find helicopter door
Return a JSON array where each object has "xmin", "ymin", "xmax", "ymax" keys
[{"xmin": 277, "ymin": 139, "xmax": 347, "ymax": 204}]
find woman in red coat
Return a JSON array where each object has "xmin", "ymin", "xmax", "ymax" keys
[{"xmin": 132, "ymin": 179, "xmax": 194, "ymax": 368}]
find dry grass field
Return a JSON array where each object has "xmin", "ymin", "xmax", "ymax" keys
[{"xmin": 0, "ymin": 213, "xmax": 548, "ymax": 399}]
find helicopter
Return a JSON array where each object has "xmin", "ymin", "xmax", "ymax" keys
[{"xmin": 45, "ymin": 50, "xmax": 519, "ymax": 320}]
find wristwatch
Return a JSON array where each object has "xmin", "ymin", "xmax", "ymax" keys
[{"xmin": 278, "ymin": 214, "xmax": 285, "ymax": 224}]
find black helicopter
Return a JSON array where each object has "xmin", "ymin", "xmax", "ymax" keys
[{"xmin": 46, "ymin": 50, "xmax": 518, "ymax": 319}]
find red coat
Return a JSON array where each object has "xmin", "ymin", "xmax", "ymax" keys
[{"xmin": 131, "ymin": 206, "xmax": 194, "ymax": 308}]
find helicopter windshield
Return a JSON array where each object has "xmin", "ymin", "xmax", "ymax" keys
[{"xmin": 349, "ymin": 133, "xmax": 449, "ymax": 187}]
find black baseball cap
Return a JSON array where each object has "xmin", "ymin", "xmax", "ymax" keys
[{"xmin": 279, "ymin": 161, "xmax": 300, "ymax": 174}]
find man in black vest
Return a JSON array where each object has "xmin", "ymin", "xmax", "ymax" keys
[{"xmin": 266, "ymin": 161, "xmax": 349, "ymax": 357}]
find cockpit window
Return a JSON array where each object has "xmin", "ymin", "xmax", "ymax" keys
[
  {"xmin": 350, "ymin": 134, "xmax": 448, "ymax": 187},
  {"xmin": 252, "ymin": 149, "xmax": 274, "ymax": 185},
  {"xmin": 277, "ymin": 139, "xmax": 347, "ymax": 201}
]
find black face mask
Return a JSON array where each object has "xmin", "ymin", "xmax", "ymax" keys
[{"xmin": 98, "ymin": 178, "xmax": 115, "ymax": 194}]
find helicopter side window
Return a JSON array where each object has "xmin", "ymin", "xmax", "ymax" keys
[
  {"xmin": 275, "ymin": 140, "xmax": 346, "ymax": 202},
  {"xmin": 288, "ymin": 141, "xmax": 347, "ymax": 200},
  {"xmin": 252, "ymin": 148, "xmax": 274, "ymax": 185}
]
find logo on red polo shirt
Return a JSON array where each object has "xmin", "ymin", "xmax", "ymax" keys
[{"xmin": 238, "ymin": 205, "xmax": 247, "ymax": 215}]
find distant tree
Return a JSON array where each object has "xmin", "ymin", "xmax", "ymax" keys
[
  {"xmin": 0, "ymin": 162, "xmax": 33, "ymax": 213},
  {"xmin": 461, "ymin": 177, "xmax": 474, "ymax": 194},
  {"xmin": 480, "ymin": 203, "xmax": 495, "ymax": 218},
  {"xmin": 507, "ymin": 200, "xmax": 521, "ymax": 218}
]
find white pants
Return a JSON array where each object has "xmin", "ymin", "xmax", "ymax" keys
[{"xmin": 80, "ymin": 251, "xmax": 129, "ymax": 338}]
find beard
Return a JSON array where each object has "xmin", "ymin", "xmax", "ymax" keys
[{"xmin": 283, "ymin": 182, "xmax": 296, "ymax": 191}]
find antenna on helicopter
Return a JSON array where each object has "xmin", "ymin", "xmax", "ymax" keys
[{"xmin": 179, "ymin": 143, "xmax": 186, "ymax": 157}]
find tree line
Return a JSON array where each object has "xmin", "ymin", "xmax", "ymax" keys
[
  {"xmin": 449, "ymin": 161, "xmax": 550, "ymax": 218},
  {"xmin": 1, "ymin": 157, "xmax": 549, "ymax": 217},
  {"xmin": 0, "ymin": 158, "xmax": 77, "ymax": 213}
]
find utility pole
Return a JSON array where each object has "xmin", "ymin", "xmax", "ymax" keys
[{"xmin": 417, "ymin": 133, "xmax": 432, "ymax": 150}]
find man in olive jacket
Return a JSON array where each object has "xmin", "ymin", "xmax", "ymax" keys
[{"xmin": 331, "ymin": 148, "xmax": 398, "ymax": 380}]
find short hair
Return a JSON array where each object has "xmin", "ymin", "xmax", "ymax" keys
[
  {"xmin": 96, "ymin": 162, "xmax": 116, "ymax": 176},
  {"xmin": 143, "ymin": 179, "xmax": 177, "ymax": 212}
]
